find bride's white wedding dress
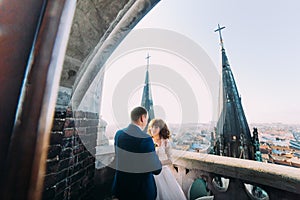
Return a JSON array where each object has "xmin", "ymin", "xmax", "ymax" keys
[{"xmin": 154, "ymin": 139, "xmax": 187, "ymax": 200}]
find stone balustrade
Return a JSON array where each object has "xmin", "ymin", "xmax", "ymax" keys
[
  {"xmin": 96, "ymin": 148, "xmax": 300, "ymax": 200},
  {"xmin": 170, "ymin": 150, "xmax": 300, "ymax": 200}
]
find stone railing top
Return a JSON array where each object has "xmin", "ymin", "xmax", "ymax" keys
[
  {"xmin": 95, "ymin": 147, "xmax": 300, "ymax": 194},
  {"xmin": 171, "ymin": 150, "xmax": 300, "ymax": 194}
]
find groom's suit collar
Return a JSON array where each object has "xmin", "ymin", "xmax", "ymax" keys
[
  {"xmin": 123, "ymin": 124, "xmax": 150, "ymax": 139},
  {"xmin": 131, "ymin": 123, "xmax": 143, "ymax": 130}
]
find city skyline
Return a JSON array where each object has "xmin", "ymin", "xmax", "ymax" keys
[{"xmin": 101, "ymin": 0, "xmax": 300, "ymax": 126}]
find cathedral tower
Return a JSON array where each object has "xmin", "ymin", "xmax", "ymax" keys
[{"xmin": 214, "ymin": 25, "xmax": 256, "ymax": 160}]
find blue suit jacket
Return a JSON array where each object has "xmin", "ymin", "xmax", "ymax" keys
[{"xmin": 112, "ymin": 124, "xmax": 162, "ymax": 200}]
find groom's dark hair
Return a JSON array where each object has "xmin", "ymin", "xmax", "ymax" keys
[{"xmin": 131, "ymin": 106, "xmax": 147, "ymax": 122}]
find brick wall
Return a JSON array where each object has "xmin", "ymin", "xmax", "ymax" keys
[{"xmin": 43, "ymin": 108, "xmax": 98, "ymax": 200}]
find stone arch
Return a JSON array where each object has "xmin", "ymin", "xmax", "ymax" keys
[{"xmin": 59, "ymin": 0, "xmax": 160, "ymax": 111}]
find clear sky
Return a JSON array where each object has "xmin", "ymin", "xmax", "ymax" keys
[{"xmin": 101, "ymin": 0, "xmax": 300, "ymax": 126}]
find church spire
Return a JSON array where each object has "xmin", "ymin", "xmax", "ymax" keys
[
  {"xmin": 214, "ymin": 24, "xmax": 230, "ymax": 69},
  {"xmin": 141, "ymin": 53, "xmax": 155, "ymax": 123},
  {"xmin": 214, "ymin": 25, "xmax": 254, "ymax": 160}
]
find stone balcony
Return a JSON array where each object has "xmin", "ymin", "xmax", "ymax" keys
[{"xmin": 95, "ymin": 147, "xmax": 300, "ymax": 200}]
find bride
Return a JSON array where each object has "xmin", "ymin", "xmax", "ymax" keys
[{"xmin": 148, "ymin": 119, "xmax": 187, "ymax": 200}]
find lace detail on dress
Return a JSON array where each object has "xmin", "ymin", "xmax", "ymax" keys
[
  {"xmin": 154, "ymin": 139, "xmax": 186, "ymax": 200},
  {"xmin": 156, "ymin": 139, "xmax": 172, "ymax": 162}
]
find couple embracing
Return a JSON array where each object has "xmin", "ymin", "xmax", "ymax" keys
[{"xmin": 112, "ymin": 106, "xmax": 186, "ymax": 200}]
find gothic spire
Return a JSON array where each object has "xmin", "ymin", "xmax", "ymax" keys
[
  {"xmin": 141, "ymin": 53, "xmax": 155, "ymax": 124},
  {"xmin": 215, "ymin": 25, "xmax": 253, "ymax": 159}
]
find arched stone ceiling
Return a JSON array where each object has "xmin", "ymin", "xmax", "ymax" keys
[
  {"xmin": 59, "ymin": 0, "xmax": 160, "ymax": 109},
  {"xmin": 60, "ymin": 0, "xmax": 132, "ymax": 88},
  {"xmin": 60, "ymin": 0, "xmax": 160, "ymax": 94}
]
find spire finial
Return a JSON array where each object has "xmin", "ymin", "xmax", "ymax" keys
[
  {"xmin": 214, "ymin": 24, "xmax": 226, "ymax": 49},
  {"xmin": 145, "ymin": 53, "xmax": 151, "ymax": 71}
]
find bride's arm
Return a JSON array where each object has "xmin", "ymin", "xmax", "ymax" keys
[{"xmin": 163, "ymin": 139, "xmax": 173, "ymax": 165}]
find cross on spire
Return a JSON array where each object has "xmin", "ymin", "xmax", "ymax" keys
[
  {"xmin": 214, "ymin": 24, "xmax": 226, "ymax": 49},
  {"xmin": 145, "ymin": 53, "xmax": 151, "ymax": 71}
]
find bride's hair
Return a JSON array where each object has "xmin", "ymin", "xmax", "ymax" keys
[{"xmin": 148, "ymin": 119, "xmax": 170, "ymax": 139}]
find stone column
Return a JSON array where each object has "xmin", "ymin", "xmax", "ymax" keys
[
  {"xmin": 96, "ymin": 116, "xmax": 114, "ymax": 169},
  {"xmin": 97, "ymin": 116, "xmax": 108, "ymax": 146}
]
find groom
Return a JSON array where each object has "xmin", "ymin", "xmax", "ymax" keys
[{"xmin": 112, "ymin": 106, "xmax": 162, "ymax": 200}]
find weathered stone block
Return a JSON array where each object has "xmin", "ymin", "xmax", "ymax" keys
[
  {"xmin": 76, "ymin": 119, "xmax": 88, "ymax": 127},
  {"xmin": 50, "ymin": 132, "xmax": 63, "ymax": 145},
  {"xmin": 87, "ymin": 119, "xmax": 99, "ymax": 127},
  {"xmin": 66, "ymin": 108, "xmax": 73, "ymax": 117},
  {"xmin": 60, "ymin": 147, "xmax": 73, "ymax": 159},
  {"xmin": 81, "ymin": 176, "xmax": 90, "ymax": 188},
  {"xmin": 82, "ymin": 157, "xmax": 91, "ymax": 168},
  {"xmin": 48, "ymin": 145, "xmax": 62, "ymax": 159},
  {"xmin": 88, "ymin": 148, "xmax": 96, "ymax": 155},
  {"xmin": 58, "ymin": 158, "xmax": 71, "ymax": 171},
  {"xmin": 87, "ymin": 164, "xmax": 95, "ymax": 177},
  {"xmin": 55, "ymin": 179, "xmax": 68, "ymax": 195},
  {"xmin": 74, "ymin": 110, "xmax": 85, "ymax": 118},
  {"xmin": 69, "ymin": 156, "xmax": 75, "ymax": 166},
  {"xmin": 53, "ymin": 119, "xmax": 65, "ymax": 131},
  {"xmin": 72, "ymin": 135, "xmax": 81, "ymax": 147},
  {"xmin": 69, "ymin": 170, "xmax": 85, "ymax": 184},
  {"xmin": 54, "ymin": 188, "xmax": 69, "ymax": 200},
  {"xmin": 72, "ymin": 162, "xmax": 83, "ymax": 174},
  {"xmin": 78, "ymin": 151, "xmax": 90, "ymax": 162},
  {"xmin": 64, "ymin": 118, "xmax": 75, "ymax": 128},
  {"xmin": 76, "ymin": 127, "xmax": 86, "ymax": 135},
  {"xmin": 46, "ymin": 159, "xmax": 59, "ymax": 174},
  {"xmin": 54, "ymin": 111, "xmax": 66, "ymax": 118},
  {"xmin": 56, "ymin": 169, "xmax": 69, "ymax": 183},
  {"xmin": 64, "ymin": 128, "xmax": 75, "ymax": 138},
  {"xmin": 86, "ymin": 112, "xmax": 98, "ymax": 119},
  {"xmin": 44, "ymin": 173, "xmax": 57, "ymax": 189},
  {"xmin": 81, "ymin": 132, "xmax": 97, "ymax": 142},
  {"xmin": 86, "ymin": 126, "xmax": 98, "ymax": 134},
  {"xmin": 62, "ymin": 138, "xmax": 73, "ymax": 148},
  {"xmin": 73, "ymin": 144, "xmax": 85, "ymax": 155},
  {"xmin": 42, "ymin": 186, "xmax": 55, "ymax": 200},
  {"xmin": 70, "ymin": 181, "xmax": 82, "ymax": 199}
]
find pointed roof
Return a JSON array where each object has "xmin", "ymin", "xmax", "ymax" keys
[
  {"xmin": 215, "ymin": 25, "xmax": 252, "ymax": 159},
  {"xmin": 141, "ymin": 54, "xmax": 155, "ymax": 123}
]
